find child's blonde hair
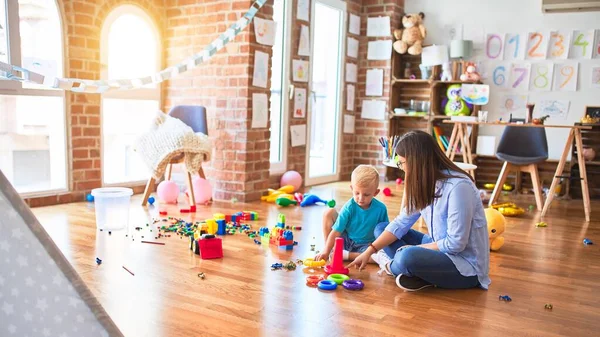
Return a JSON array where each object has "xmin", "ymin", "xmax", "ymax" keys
[{"xmin": 351, "ymin": 165, "xmax": 380, "ymax": 188}]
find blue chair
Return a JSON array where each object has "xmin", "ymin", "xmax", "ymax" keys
[
  {"xmin": 142, "ymin": 106, "xmax": 209, "ymax": 206},
  {"xmin": 488, "ymin": 126, "xmax": 548, "ymax": 210}
]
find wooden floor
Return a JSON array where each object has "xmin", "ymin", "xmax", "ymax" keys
[{"xmin": 31, "ymin": 181, "xmax": 600, "ymax": 337}]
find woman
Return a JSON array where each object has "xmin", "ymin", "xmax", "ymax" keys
[{"xmin": 348, "ymin": 130, "xmax": 490, "ymax": 291}]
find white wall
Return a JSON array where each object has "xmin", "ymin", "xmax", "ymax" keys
[{"xmin": 405, "ymin": 0, "xmax": 600, "ymax": 160}]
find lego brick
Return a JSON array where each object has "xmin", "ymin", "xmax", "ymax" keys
[
  {"xmin": 198, "ymin": 237, "xmax": 223, "ymax": 259},
  {"xmin": 213, "ymin": 213, "xmax": 225, "ymax": 220}
]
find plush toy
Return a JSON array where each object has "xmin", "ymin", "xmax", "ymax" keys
[
  {"xmin": 484, "ymin": 208, "xmax": 505, "ymax": 251},
  {"xmin": 444, "ymin": 84, "xmax": 471, "ymax": 116},
  {"xmin": 440, "ymin": 62, "xmax": 452, "ymax": 81},
  {"xmin": 393, "ymin": 12, "xmax": 426, "ymax": 55},
  {"xmin": 460, "ymin": 62, "xmax": 481, "ymax": 82}
]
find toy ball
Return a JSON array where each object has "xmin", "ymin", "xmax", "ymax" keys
[
  {"xmin": 86, "ymin": 194, "xmax": 94, "ymax": 202},
  {"xmin": 327, "ymin": 199, "xmax": 336, "ymax": 208},
  {"xmin": 148, "ymin": 196, "xmax": 155, "ymax": 205},
  {"xmin": 191, "ymin": 177, "xmax": 213, "ymax": 204},
  {"xmin": 383, "ymin": 187, "xmax": 392, "ymax": 196},
  {"xmin": 280, "ymin": 170, "xmax": 303, "ymax": 192},
  {"xmin": 396, "ymin": 178, "xmax": 403, "ymax": 185},
  {"xmin": 157, "ymin": 180, "xmax": 180, "ymax": 204}
]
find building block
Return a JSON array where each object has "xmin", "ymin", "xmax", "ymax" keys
[
  {"xmin": 213, "ymin": 213, "xmax": 225, "ymax": 220},
  {"xmin": 206, "ymin": 219, "xmax": 217, "ymax": 235},
  {"xmin": 216, "ymin": 219, "xmax": 226, "ymax": 235},
  {"xmin": 198, "ymin": 237, "xmax": 223, "ymax": 259}
]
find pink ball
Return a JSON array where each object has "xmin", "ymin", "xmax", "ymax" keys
[
  {"xmin": 396, "ymin": 178, "xmax": 403, "ymax": 185},
  {"xmin": 157, "ymin": 180, "xmax": 179, "ymax": 204},
  {"xmin": 280, "ymin": 170, "xmax": 303, "ymax": 192},
  {"xmin": 192, "ymin": 177, "xmax": 213, "ymax": 204},
  {"xmin": 383, "ymin": 187, "xmax": 392, "ymax": 196}
]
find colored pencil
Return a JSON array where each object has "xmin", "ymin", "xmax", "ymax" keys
[
  {"xmin": 122, "ymin": 266, "xmax": 135, "ymax": 276},
  {"xmin": 141, "ymin": 241, "xmax": 165, "ymax": 245}
]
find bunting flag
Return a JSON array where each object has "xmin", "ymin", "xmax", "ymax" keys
[{"xmin": 0, "ymin": 0, "xmax": 266, "ymax": 94}]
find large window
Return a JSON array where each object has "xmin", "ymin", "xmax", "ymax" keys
[
  {"xmin": 269, "ymin": 0, "xmax": 291, "ymax": 174},
  {"xmin": 101, "ymin": 6, "xmax": 160, "ymax": 185},
  {"xmin": 0, "ymin": 0, "xmax": 66, "ymax": 195}
]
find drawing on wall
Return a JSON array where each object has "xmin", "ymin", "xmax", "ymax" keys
[
  {"xmin": 498, "ymin": 94, "xmax": 528, "ymax": 114},
  {"xmin": 346, "ymin": 84, "xmax": 355, "ymax": 111},
  {"xmin": 297, "ymin": 0, "xmax": 309, "ymax": 21},
  {"xmin": 349, "ymin": 14, "xmax": 360, "ymax": 35},
  {"xmin": 252, "ymin": 51, "xmax": 269, "ymax": 88},
  {"xmin": 366, "ymin": 69, "xmax": 383, "ymax": 96},
  {"xmin": 290, "ymin": 124, "xmax": 307, "ymax": 147},
  {"xmin": 298, "ymin": 25, "xmax": 310, "ymax": 56},
  {"xmin": 344, "ymin": 114, "xmax": 355, "ymax": 134},
  {"xmin": 346, "ymin": 63, "xmax": 357, "ymax": 83},
  {"xmin": 592, "ymin": 66, "xmax": 600, "ymax": 88},
  {"xmin": 538, "ymin": 100, "xmax": 570, "ymax": 120},
  {"xmin": 253, "ymin": 17, "xmax": 276, "ymax": 46},
  {"xmin": 366, "ymin": 16, "xmax": 390, "ymax": 37},
  {"xmin": 252, "ymin": 93, "xmax": 269, "ymax": 128},
  {"xmin": 294, "ymin": 88, "xmax": 307, "ymax": 118},
  {"xmin": 292, "ymin": 59, "xmax": 309, "ymax": 82},
  {"xmin": 347, "ymin": 37, "xmax": 359, "ymax": 58}
]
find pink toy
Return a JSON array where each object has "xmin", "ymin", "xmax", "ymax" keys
[
  {"xmin": 383, "ymin": 187, "xmax": 392, "ymax": 196},
  {"xmin": 280, "ymin": 170, "xmax": 303, "ymax": 192},
  {"xmin": 294, "ymin": 192, "xmax": 304, "ymax": 203},
  {"xmin": 157, "ymin": 180, "xmax": 179, "ymax": 204},
  {"xmin": 191, "ymin": 177, "xmax": 212, "ymax": 204},
  {"xmin": 324, "ymin": 237, "xmax": 349, "ymax": 275},
  {"xmin": 396, "ymin": 178, "xmax": 403, "ymax": 185}
]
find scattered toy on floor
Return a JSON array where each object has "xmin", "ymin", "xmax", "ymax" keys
[
  {"xmin": 396, "ymin": 178, "xmax": 403, "ymax": 185},
  {"xmin": 148, "ymin": 196, "xmax": 155, "ymax": 205},
  {"xmin": 317, "ymin": 280, "xmax": 338, "ymax": 291},
  {"xmin": 86, "ymin": 194, "xmax": 94, "ymax": 202},
  {"xmin": 544, "ymin": 303, "xmax": 553, "ymax": 310},
  {"xmin": 198, "ymin": 272, "xmax": 206, "ymax": 279},
  {"xmin": 583, "ymin": 238, "xmax": 593, "ymax": 245},
  {"xmin": 382, "ymin": 187, "xmax": 392, "ymax": 196},
  {"xmin": 499, "ymin": 295, "xmax": 512, "ymax": 302},
  {"xmin": 342, "ymin": 279, "xmax": 364, "ymax": 291},
  {"xmin": 535, "ymin": 222, "xmax": 547, "ymax": 228},
  {"xmin": 271, "ymin": 263, "xmax": 283, "ymax": 270},
  {"xmin": 95, "ymin": 257, "xmax": 102, "ymax": 265},
  {"xmin": 122, "ymin": 266, "xmax": 135, "ymax": 276}
]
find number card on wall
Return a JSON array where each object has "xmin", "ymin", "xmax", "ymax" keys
[
  {"xmin": 548, "ymin": 30, "xmax": 571, "ymax": 60},
  {"xmin": 570, "ymin": 30, "xmax": 595, "ymax": 59},
  {"xmin": 552, "ymin": 62, "xmax": 578, "ymax": 91},
  {"xmin": 488, "ymin": 63, "xmax": 509, "ymax": 88},
  {"xmin": 504, "ymin": 34, "xmax": 525, "ymax": 60},
  {"xmin": 509, "ymin": 63, "xmax": 531, "ymax": 90},
  {"xmin": 526, "ymin": 32, "xmax": 549, "ymax": 60},
  {"xmin": 485, "ymin": 33, "xmax": 504, "ymax": 60},
  {"xmin": 529, "ymin": 63, "xmax": 554, "ymax": 91}
]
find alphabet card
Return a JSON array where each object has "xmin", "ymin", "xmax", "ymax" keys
[
  {"xmin": 552, "ymin": 62, "xmax": 578, "ymax": 91},
  {"xmin": 526, "ymin": 32, "xmax": 549, "ymax": 60},
  {"xmin": 569, "ymin": 30, "xmax": 595, "ymax": 59}
]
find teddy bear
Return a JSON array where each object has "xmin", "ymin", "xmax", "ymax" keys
[
  {"xmin": 485, "ymin": 208, "xmax": 506, "ymax": 251},
  {"xmin": 460, "ymin": 62, "xmax": 481, "ymax": 82},
  {"xmin": 393, "ymin": 12, "xmax": 426, "ymax": 55}
]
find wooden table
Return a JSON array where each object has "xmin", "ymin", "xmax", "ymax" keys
[{"xmin": 443, "ymin": 120, "xmax": 593, "ymax": 222}]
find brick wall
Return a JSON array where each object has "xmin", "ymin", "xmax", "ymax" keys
[
  {"xmin": 164, "ymin": 0, "xmax": 273, "ymax": 202},
  {"xmin": 353, "ymin": 0, "xmax": 404, "ymax": 178},
  {"xmin": 25, "ymin": 0, "xmax": 166, "ymax": 207}
]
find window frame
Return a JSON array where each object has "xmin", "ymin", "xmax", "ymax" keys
[
  {"xmin": 269, "ymin": 0, "xmax": 292, "ymax": 175},
  {"xmin": 0, "ymin": 0, "xmax": 68, "ymax": 198},
  {"xmin": 99, "ymin": 4, "xmax": 162, "ymax": 186}
]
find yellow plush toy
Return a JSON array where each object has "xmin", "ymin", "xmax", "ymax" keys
[
  {"xmin": 393, "ymin": 12, "xmax": 426, "ymax": 55},
  {"xmin": 484, "ymin": 208, "xmax": 506, "ymax": 251}
]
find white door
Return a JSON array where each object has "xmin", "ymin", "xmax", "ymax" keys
[{"xmin": 305, "ymin": 0, "xmax": 346, "ymax": 186}]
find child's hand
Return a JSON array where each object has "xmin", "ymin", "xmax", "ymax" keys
[
  {"xmin": 314, "ymin": 252, "xmax": 328, "ymax": 261},
  {"xmin": 347, "ymin": 251, "xmax": 371, "ymax": 271}
]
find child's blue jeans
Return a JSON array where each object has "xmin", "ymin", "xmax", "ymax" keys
[{"xmin": 374, "ymin": 222, "xmax": 479, "ymax": 289}]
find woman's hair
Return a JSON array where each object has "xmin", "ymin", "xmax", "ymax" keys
[{"xmin": 396, "ymin": 130, "xmax": 473, "ymax": 213}]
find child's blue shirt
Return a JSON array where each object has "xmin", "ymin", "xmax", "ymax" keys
[{"xmin": 332, "ymin": 198, "xmax": 389, "ymax": 244}]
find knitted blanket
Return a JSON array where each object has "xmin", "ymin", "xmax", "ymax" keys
[{"xmin": 135, "ymin": 111, "xmax": 211, "ymax": 180}]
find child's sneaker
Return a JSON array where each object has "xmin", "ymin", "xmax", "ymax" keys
[{"xmin": 371, "ymin": 250, "xmax": 393, "ymax": 276}]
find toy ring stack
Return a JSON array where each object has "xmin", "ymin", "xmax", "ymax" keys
[
  {"xmin": 342, "ymin": 279, "xmax": 364, "ymax": 291},
  {"xmin": 317, "ymin": 280, "xmax": 338, "ymax": 291},
  {"xmin": 303, "ymin": 258, "xmax": 327, "ymax": 268},
  {"xmin": 306, "ymin": 275, "xmax": 324, "ymax": 287},
  {"xmin": 327, "ymin": 274, "xmax": 350, "ymax": 285}
]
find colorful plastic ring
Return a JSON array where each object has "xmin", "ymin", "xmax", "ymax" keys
[
  {"xmin": 306, "ymin": 275, "xmax": 324, "ymax": 287},
  {"xmin": 342, "ymin": 279, "xmax": 364, "ymax": 291},
  {"xmin": 317, "ymin": 280, "xmax": 337, "ymax": 291},
  {"xmin": 327, "ymin": 274, "xmax": 350, "ymax": 285},
  {"xmin": 303, "ymin": 258, "xmax": 326, "ymax": 268}
]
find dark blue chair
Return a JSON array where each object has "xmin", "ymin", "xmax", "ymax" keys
[
  {"xmin": 142, "ymin": 106, "xmax": 209, "ymax": 206},
  {"xmin": 488, "ymin": 126, "xmax": 548, "ymax": 210}
]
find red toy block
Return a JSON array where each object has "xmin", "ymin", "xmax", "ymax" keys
[
  {"xmin": 225, "ymin": 215, "xmax": 232, "ymax": 222},
  {"xmin": 190, "ymin": 205, "xmax": 197, "ymax": 212},
  {"xmin": 198, "ymin": 237, "xmax": 223, "ymax": 259},
  {"xmin": 159, "ymin": 211, "xmax": 167, "ymax": 216},
  {"xmin": 180, "ymin": 208, "xmax": 190, "ymax": 213}
]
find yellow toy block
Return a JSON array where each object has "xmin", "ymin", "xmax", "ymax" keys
[
  {"xmin": 206, "ymin": 219, "xmax": 217, "ymax": 235},
  {"xmin": 213, "ymin": 213, "xmax": 225, "ymax": 220}
]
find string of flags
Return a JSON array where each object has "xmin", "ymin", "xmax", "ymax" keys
[{"xmin": 0, "ymin": 0, "xmax": 266, "ymax": 94}]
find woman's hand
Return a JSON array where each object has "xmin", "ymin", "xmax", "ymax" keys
[{"xmin": 347, "ymin": 250, "xmax": 372, "ymax": 271}]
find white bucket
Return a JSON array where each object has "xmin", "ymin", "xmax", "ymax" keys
[{"xmin": 91, "ymin": 187, "xmax": 133, "ymax": 230}]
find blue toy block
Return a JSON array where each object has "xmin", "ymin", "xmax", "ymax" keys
[
  {"xmin": 259, "ymin": 227, "xmax": 269, "ymax": 236},
  {"xmin": 283, "ymin": 230, "xmax": 293, "ymax": 240},
  {"xmin": 217, "ymin": 219, "xmax": 227, "ymax": 235}
]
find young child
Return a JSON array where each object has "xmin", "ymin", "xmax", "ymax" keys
[{"xmin": 314, "ymin": 165, "xmax": 389, "ymax": 262}]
